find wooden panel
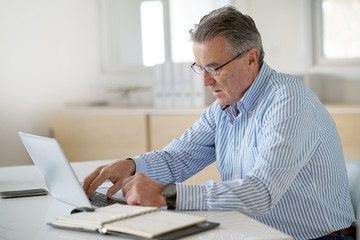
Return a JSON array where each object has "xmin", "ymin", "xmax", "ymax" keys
[
  {"xmin": 149, "ymin": 115, "xmax": 201, "ymax": 151},
  {"xmin": 183, "ymin": 162, "xmax": 221, "ymax": 184},
  {"xmin": 50, "ymin": 114, "xmax": 148, "ymax": 162},
  {"xmin": 48, "ymin": 106, "xmax": 360, "ymax": 184},
  {"xmin": 330, "ymin": 113, "xmax": 360, "ymax": 160},
  {"xmin": 149, "ymin": 114, "xmax": 221, "ymax": 184}
]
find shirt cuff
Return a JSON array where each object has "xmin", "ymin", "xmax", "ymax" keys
[
  {"xmin": 132, "ymin": 157, "xmax": 148, "ymax": 175},
  {"xmin": 176, "ymin": 183, "xmax": 206, "ymax": 210}
]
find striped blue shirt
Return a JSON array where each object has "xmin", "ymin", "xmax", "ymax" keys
[{"xmin": 133, "ymin": 62, "xmax": 356, "ymax": 239}]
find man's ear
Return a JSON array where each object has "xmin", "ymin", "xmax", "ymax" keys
[{"xmin": 247, "ymin": 48, "xmax": 259, "ymax": 68}]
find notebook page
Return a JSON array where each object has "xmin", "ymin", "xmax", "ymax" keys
[
  {"xmin": 56, "ymin": 204, "xmax": 157, "ymax": 229},
  {"xmin": 104, "ymin": 211, "xmax": 206, "ymax": 238}
]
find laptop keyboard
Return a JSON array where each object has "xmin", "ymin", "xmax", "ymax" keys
[{"xmin": 90, "ymin": 191, "xmax": 127, "ymax": 207}]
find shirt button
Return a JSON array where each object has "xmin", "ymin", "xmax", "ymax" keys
[{"xmin": 236, "ymin": 146, "xmax": 240, "ymax": 150}]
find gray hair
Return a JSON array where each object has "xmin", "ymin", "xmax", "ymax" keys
[{"xmin": 189, "ymin": 6, "xmax": 264, "ymax": 65}]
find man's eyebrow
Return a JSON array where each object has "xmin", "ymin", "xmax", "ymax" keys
[
  {"xmin": 193, "ymin": 60, "xmax": 219, "ymax": 68},
  {"xmin": 205, "ymin": 62, "xmax": 218, "ymax": 67}
]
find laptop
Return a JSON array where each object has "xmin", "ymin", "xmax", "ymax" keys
[{"xmin": 18, "ymin": 132, "xmax": 126, "ymax": 208}]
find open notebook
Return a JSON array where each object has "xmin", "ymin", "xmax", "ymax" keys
[{"xmin": 49, "ymin": 204, "xmax": 219, "ymax": 240}]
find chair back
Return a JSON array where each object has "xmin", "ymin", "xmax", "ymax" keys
[
  {"xmin": 345, "ymin": 159, "xmax": 360, "ymax": 218},
  {"xmin": 345, "ymin": 159, "xmax": 360, "ymax": 239}
]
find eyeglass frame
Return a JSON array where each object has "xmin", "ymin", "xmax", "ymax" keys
[{"xmin": 191, "ymin": 49, "xmax": 249, "ymax": 75}]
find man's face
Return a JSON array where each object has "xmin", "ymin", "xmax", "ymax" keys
[{"xmin": 193, "ymin": 36, "xmax": 257, "ymax": 106}]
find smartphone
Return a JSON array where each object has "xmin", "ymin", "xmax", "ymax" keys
[{"xmin": 0, "ymin": 188, "xmax": 48, "ymax": 198}]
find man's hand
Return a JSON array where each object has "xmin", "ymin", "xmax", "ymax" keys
[
  {"xmin": 122, "ymin": 173, "xmax": 167, "ymax": 207},
  {"xmin": 82, "ymin": 159, "xmax": 136, "ymax": 199}
]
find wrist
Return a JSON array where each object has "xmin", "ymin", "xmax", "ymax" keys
[{"xmin": 122, "ymin": 158, "xmax": 136, "ymax": 176}]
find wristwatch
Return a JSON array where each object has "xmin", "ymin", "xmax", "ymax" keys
[{"xmin": 162, "ymin": 183, "xmax": 177, "ymax": 210}]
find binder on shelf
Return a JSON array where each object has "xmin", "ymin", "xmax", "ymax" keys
[
  {"xmin": 153, "ymin": 63, "xmax": 164, "ymax": 107},
  {"xmin": 172, "ymin": 62, "xmax": 185, "ymax": 107},
  {"xmin": 153, "ymin": 62, "xmax": 213, "ymax": 108},
  {"xmin": 162, "ymin": 62, "xmax": 174, "ymax": 107}
]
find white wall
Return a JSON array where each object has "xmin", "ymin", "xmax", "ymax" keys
[
  {"xmin": 0, "ymin": 0, "xmax": 153, "ymax": 166},
  {"xmin": 0, "ymin": 0, "xmax": 99, "ymax": 166},
  {"xmin": 244, "ymin": 0, "xmax": 360, "ymax": 104},
  {"xmin": 244, "ymin": 0, "xmax": 312, "ymax": 75}
]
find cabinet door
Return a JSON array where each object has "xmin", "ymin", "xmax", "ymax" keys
[
  {"xmin": 330, "ymin": 112, "xmax": 360, "ymax": 159},
  {"xmin": 149, "ymin": 114, "xmax": 200, "ymax": 151},
  {"xmin": 50, "ymin": 114, "xmax": 148, "ymax": 162},
  {"xmin": 149, "ymin": 114, "xmax": 221, "ymax": 184}
]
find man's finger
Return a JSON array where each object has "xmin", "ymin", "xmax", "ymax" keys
[
  {"xmin": 86, "ymin": 168, "xmax": 111, "ymax": 198},
  {"xmin": 121, "ymin": 175, "xmax": 135, "ymax": 197},
  {"xmin": 107, "ymin": 181, "xmax": 123, "ymax": 198},
  {"xmin": 82, "ymin": 165, "xmax": 105, "ymax": 192}
]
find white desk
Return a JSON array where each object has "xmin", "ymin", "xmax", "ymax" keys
[{"xmin": 0, "ymin": 160, "xmax": 292, "ymax": 240}]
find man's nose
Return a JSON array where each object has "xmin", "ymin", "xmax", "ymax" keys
[{"xmin": 203, "ymin": 71, "xmax": 215, "ymax": 86}]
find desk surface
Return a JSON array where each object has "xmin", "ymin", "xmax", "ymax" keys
[{"xmin": 0, "ymin": 160, "xmax": 292, "ymax": 240}]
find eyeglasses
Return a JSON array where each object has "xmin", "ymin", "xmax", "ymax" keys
[{"xmin": 191, "ymin": 49, "xmax": 248, "ymax": 75}]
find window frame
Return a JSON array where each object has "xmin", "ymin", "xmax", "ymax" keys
[
  {"xmin": 312, "ymin": 0, "xmax": 360, "ymax": 66},
  {"xmin": 100, "ymin": 0, "xmax": 232, "ymax": 72}
]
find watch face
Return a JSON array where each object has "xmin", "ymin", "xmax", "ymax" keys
[
  {"xmin": 162, "ymin": 183, "xmax": 177, "ymax": 210},
  {"xmin": 162, "ymin": 183, "xmax": 176, "ymax": 198}
]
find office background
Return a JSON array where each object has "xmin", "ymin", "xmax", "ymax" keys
[{"xmin": 1, "ymin": 0, "xmax": 359, "ymax": 166}]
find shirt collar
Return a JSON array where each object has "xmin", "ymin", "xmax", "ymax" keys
[
  {"xmin": 221, "ymin": 62, "xmax": 272, "ymax": 121},
  {"xmin": 221, "ymin": 103, "xmax": 238, "ymax": 125},
  {"xmin": 239, "ymin": 61, "xmax": 272, "ymax": 112}
]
